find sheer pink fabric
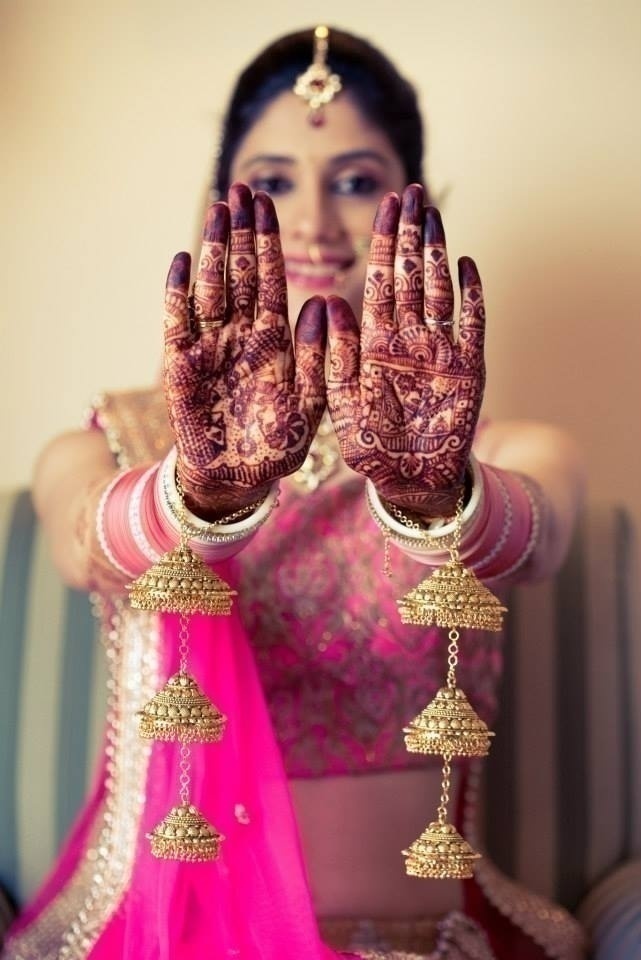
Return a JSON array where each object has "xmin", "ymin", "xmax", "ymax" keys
[
  {"xmin": 89, "ymin": 592, "xmax": 342, "ymax": 959},
  {"xmin": 5, "ymin": 579, "xmax": 347, "ymax": 958},
  {"xmin": 5, "ymin": 764, "xmax": 107, "ymax": 938}
]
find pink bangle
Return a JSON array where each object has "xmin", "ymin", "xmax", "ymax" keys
[
  {"xmin": 97, "ymin": 466, "xmax": 161, "ymax": 577},
  {"xmin": 468, "ymin": 465, "xmax": 538, "ymax": 581},
  {"xmin": 96, "ymin": 471, "xmax": 139, "ymax": 578},
  {"xmin": 366, "ymin": 460, "xmax": 542, "ymax": 584},
  {"xmin": 95, "ymin": 450, "xmax": 280, "ymax": 578},
  {"xmin": 153, "ymin": 447, "xmax": 280, "ymax": 563}
]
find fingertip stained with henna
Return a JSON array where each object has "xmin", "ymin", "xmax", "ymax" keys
[
  {"xmin": 166, "ymin": 252, "xmax": 191, "ymax": 289},
  {"xmin": 424, "ymin": 207, "xmax": 446, "ymax": 246},
  {"xmin": 327, "ymin": 295, "xmax": 358, "ymax": 334},
  {"xmin": 373, "ymin": 193, "xmax": 400, "ymax": 235},
  {"xmin": 400, "ymin": 184, "xmax": 424, "ymax": 225},
  {"xmin": 254, "ymin": 192, "xmax": 280, "ymax": 234},
  {"xmin": 229, "ymin": 182, "xmax": 254, "ymax": 228},
  {"xmin": 458, "ymin": 256, "xmax": 480, "ymax": 288},
  {"xmin": 203, "ymin": 202, "xmax": 230, "ymax": 243},
  {"xmin": 296, "ymin": 295, "xmax": 327, "ymax": 347}
]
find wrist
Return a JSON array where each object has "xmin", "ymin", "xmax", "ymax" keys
[
  {"xmin": 382, "ymin": 468, "xmax": 474, "ymax": 527},
  {"xmin": 160, "ymin": 447, "xmax": 280, "ymax": 550},
  {"xmin": 368, "ymin": 457, "xmax": 483, "ymax": 549},
  {"xmin": 367, "ymin": 457, "xmax": 543, "ymax": 582},
  {"xmin": 176, "ymin": 461, "xmax": 271, "ymax": 523}
]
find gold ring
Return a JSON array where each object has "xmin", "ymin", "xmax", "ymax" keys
[{"xmin": 198, "ymin": 318, "xmax": 224, "ymax": 331}]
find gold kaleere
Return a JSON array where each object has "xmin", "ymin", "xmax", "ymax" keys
[
  {"xmin": 397, "ymin": 558, "xmax": 506, "ymax": 632},
  {"xmin": 147, "ymin": 802, "xmax": 224, "ymax": 862},
  {"xmin": 392, "ymin": 492, "xmax": 507, "ymax": 880},
  {"xmin": 403, "ymin": 818, "xmax": 480, "ymax": 879},
  {"xmin": 128, "ymin": 542, "xmax": 236, "ymax": 615},
  {"xmin": 127, "ymin": 477, "xmax": 234, "ymax": 861},
  {"xmin": 138, "ymin": 671, "xmax": 226, "ymax": 743},
  {"xmin": 404, "ymin": 678, "xmax": 493, "ymax": 758}
]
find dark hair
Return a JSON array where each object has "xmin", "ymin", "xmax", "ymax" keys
[{"xmin": 214, "ymin": 27, "xmax": 425, "ymax": 196}]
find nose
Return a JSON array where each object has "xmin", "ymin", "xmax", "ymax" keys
[{"xmin": 290, "ymin": 182, "xmax": 346, "ymax": 245}]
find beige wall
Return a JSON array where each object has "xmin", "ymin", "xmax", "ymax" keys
[{"xmin": 2, "ymin": 0, "xmax": 640, "ymax": 541}]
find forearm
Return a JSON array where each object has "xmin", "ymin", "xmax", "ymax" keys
[{"xmin": 34, "ymin": 431, "xmax": 278, "ymax": 595}]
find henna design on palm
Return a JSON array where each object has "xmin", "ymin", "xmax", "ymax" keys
[
  {"xmin": 327, "ymin": 185, "xmax": 485, "ymax": 519},
  {"xmin": 163, "ymin": 184, "xmax": 327, "ymax": 519}
]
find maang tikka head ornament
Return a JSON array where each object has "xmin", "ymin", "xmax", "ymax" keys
[{"xmin": 293, "ymin": 25, "xmax": 342, "ymax": 126}]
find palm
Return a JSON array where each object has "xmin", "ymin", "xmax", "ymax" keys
[
  {"xmin": 326, "ymin": 186, "xmax": 485, "ymax": 518},
  {"xmin": 163, "ymin": 185, "xmax": 326, "ymax": 518}
]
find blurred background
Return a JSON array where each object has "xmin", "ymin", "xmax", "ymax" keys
[{"xmin": 2, "ymin": 0, "xmax": 640, "ymax": 534}]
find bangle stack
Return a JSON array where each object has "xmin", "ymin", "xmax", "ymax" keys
[
  {"xmin": 365, "ymin": 457, "xmax": 483, "ymax": 559},
  {"xmin": 158, "ymin": 447, "xmax": 280, "ymax": 549}
]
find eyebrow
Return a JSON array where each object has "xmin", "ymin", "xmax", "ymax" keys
[{"xmin": 238, "ymin": 149, "xmax": 392, "ymax": 169}]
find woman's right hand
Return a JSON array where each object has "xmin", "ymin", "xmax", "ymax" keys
[{"xmin": 163, "ymin": 184, "xmax": 327, "ymax": 520}]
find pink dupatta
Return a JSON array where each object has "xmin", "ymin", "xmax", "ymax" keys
[{"xmin": 89, "ymin": 593, "xmax": 345, "ymax": 959}]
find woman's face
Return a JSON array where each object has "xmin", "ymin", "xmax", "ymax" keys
[{"xmin": 230, "ymin": 90, "xmax": 407, "ymax": 327}]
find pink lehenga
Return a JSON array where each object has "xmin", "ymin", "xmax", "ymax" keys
[{"xmin": 3, "ymin": 389, "xmax": 585, "ymax": 960}]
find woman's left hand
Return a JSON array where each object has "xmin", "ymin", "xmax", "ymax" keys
[{"xmin": 326, "ymin": 184, "xmax": 485, "ymax": 519}]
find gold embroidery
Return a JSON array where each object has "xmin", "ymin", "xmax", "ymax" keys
[
  {"xmin": 6, "ymin": 393, "xmax": 169, "ymax": 958},
  {"xmin": 462, "ymin": 762, "xmax": 587, "ymax": 960},
  {"xmin": 90, "ymin": 387, "xmax": 173, "ymax": 468},
  {"xmin": 5, "ymin": 600, "xmax": 160, "ymax": 959},
  {"xmin": 321, "ymin": 910, "xmax": 496, "ymax": 958}
]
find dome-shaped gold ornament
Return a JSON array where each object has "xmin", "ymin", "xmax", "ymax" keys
[
  {"xmin": 147, "ymin": 803, "xmax": 223, "ymax": 862},
  {"xmin": 138, "ymin": 671, "xmax": 226, "ymax": 743},
  {"xmin": 389, "ymin": 494, "xmax": 508, "ymax": 882},
  {"xmin": 128, "ymin": 543, "xmax": 236, "ymax": 616},
  {"xmin": 404, "ymin": 684, "xmax": 493, "ymax": 758},
  {"xmin": 397, "ymin": 558, "xmax": 506, "ymax": 632},
  {"xmin": 403, "ymin": 820, "xmax": 480, "ymax": 880}
]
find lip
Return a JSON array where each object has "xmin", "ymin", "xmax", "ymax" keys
[{"xmin": 284, "ymin": 254, "xmax": 354, "ymax": 290}]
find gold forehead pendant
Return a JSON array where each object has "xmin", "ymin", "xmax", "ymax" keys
[{"xmin": 293, "ymin": 25, "xmax": 342, "ymax": 127}]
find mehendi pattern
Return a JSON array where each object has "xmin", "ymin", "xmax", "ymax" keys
[
  {"xmin": 162, "ymin": 186, "xmax": 326, "ymax": 518},
  {"xmin": 327, "ymin": 187, "xmax": 485, "ymax": 518}
]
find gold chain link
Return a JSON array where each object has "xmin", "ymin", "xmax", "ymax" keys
[
  {"xmin": 175, "ymin": 473, "xmax": 267, "ymax": 529},
  {"xmin": 437, "ymin": 753, "xmax": 452, "ymax": 824}
]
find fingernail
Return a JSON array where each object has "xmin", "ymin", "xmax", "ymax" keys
[
  {"xmin": 458, "ymin": 256, "xmax": 480, "ymax": 287},
  {"xmin": 254, "ymin": 192, "xmax": 279, "ymax": 233},
  {"xmin": 424, "ymin": 207, "xmax": 445, "ymax": 245},
  {"xmin": 203, "ymin": 202, "xmax": 230, "ymax": 243},
  {"xmin": 373, "ymin": 193, "xmax": 400, "ymax": 234},
  {"xmin": 401, "ymin": 184, "xmax": 423, "ymax": 225},
  {"xmin": 167, "ymin": 252, "xmax": 191, "ymax": 288},
  {"xmin": 229, "ymin": 182, "xmax": 254, "ymax": 229}
]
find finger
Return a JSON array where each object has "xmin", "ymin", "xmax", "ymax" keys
[
  {"xmin": 193, "ymin": 202, "xmax": 230, "ymax": 326},
  {"xmin": 457, "ymin": 256, "xmax": 486, "ymax": 363},
  {"xmin": 241, "ymin": 191, "xmax": 291, "ymax": 386},
  {"xmin": 164, "ymin": 252, "xmax": 192, "ymax": 351},
  {"xmin": 423, "ymin": 206, "xmax": 455, "ymax": 335},
  {"xmin": 326, "ymin": 294, "xmax": 361, "ymax": 435},
  {"xmin": 395, "ymin": 184, "xmax": 424, "ymax": 329},
  {"xmin": 293, "ymin": 295, "xmax": 327, "ymax": 427},
  {"xmin": 254, "ymin": 191, "xmax": 288, "ymax": 332},
  {"xmin": 362, "ymin": 193, "xmax": 399, "ymax": 337},
  {"xmin": 227, "ymin": 182, "xmax": 256, "ymax": 328}
]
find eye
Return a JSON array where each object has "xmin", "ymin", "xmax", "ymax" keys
[
  {"xmin": 247, "ymin": 174, "xmax": 293, "ymax": 196},
  {"xmin": 330, "ymin": 173, "xmax": 381, "ymax": 197}
]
